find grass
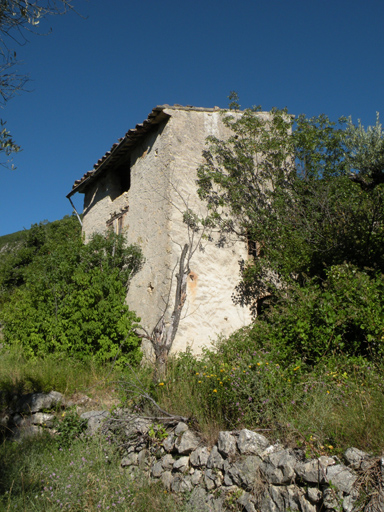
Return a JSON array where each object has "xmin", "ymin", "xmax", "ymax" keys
[
  {"xmin": 152, "ymin": 344, "xmax": 384, "ymax": 457},
  {"xmin": 0, "ymin": 347, "xmax": 117, "ymax": 406},
  {"xmin": 0, "ymin": 433, "xmax": 184, "ymax": 512},
  {"xmin": 0, "ymin": 337, "xmax": 383, "ymax": 510}
]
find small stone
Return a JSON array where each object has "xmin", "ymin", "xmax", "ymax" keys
[
  {"xmin": 191, "ymin": 469, "xmax": 202, "ymax": 485},
  {"xmin": 307, "ymin": 487, "xmax": 322, "ymax": 503},
  {"xmin": 207, "ymin": 446, "xmax": 224, "ymax": 470},
  {"xmin": 237, "ymin": 491, "xmax": 256, "ymax": 512},
  {"xmin": 190, "ymin": 446, "xmax": 210, "ymax": 467},
  {"xmin": 204, "ymin": 469, "xmax": 222, "ymax": 490},
  {"xmin": 31, "ymin": 412, "xmax": 55, "ymax": 428},
  {"xmin": 323, "ymin": 488, "xmax": 341, "ymax": 510},
  {"xmin": 121, "ymin": 452, "xmax": 138, "ymax": 467},
  {"xmin": 175, "ymin": 422, "xmax": 189, "ymax": 435},
  {"xmin": 137, "ymin": 449, "xmax": 151, "ymax": 470},
  {"xmin": 151, "ymin": 461, "xmax": 163, "ymax": 478},
  {"xmin": 217, "ymin": 431, "xmax": 237, "ymax": 458},
  {"xmin": 161, "ymin": 471, "xmax": 173, "ymax": 490},
  {"xmin": 161, "ymin": 454, "xmax": 174, "ymax": 471},
  {"xmin": 162, "ymin": 432, "xmax": 175, "ymax": 452},
  {"xmin": 344, "ymin": 447, "xmax": 369, "ymax": 466},
  {"xmin": 173, "ymin": 456, "xmax": 189, "ymax": 473},
  {"xmin": 171, "ymin": 475, "xmax": 192, "ymax": 493},
  {"xmin": 237, "ymin": 429, "xmax": 270, "ymax": 455}
]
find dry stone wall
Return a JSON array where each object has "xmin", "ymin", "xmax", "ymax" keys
[{"xmin": 2, "ymin": 392, "xmax": 383, "ymax": 512}]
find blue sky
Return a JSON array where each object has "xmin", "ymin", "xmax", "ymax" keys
[{"xmin": 1, "ymin": 0, "xmax": 384, "ymax": 236}]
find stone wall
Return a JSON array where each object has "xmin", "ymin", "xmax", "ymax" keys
[
  {"xmin": 105, "ymin": 413, "xmax": 382, "ymax": 512},
  {"xmin": 1, "ymin": 391, "xmax": 383, "ymax": 511},
  {"xmin": 79, "ymin": 106, "xmax": 253, "ymax": 356}
]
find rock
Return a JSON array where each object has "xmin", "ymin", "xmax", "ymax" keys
[
  {"xmin": 171, "ymin": 475, "xmax": 192, "ymax": 493},
  {"xmin": 260, "ymin": 449, "xmax": 297, "ymax": 485},
  {"xmin": 14, "ymin": 425, "xmax": 44, "ymax": 440},
  {"xmin": 137, "ymin": 449, "xmax": 151, "ymax": 470},
  {"xmin": 121, "ymin": 452, "xmax": 138, "ymax": 467},
  {"xmin": 323, "ymin": 487, "xmax": 341, "ymax": 510},
  {"xmin": 228, "ymin": 455, "xmax": 262, "ymax": 489},
  {"xmin": 307, "ymin": 487, "xmax": 322, "ymax": 503},
  {"xmin": 151, "ymin": 461, "xmax": 164, "ymax": 478},
  {"xmin": 176, "ymin": 429, "xmax": 200, "ymax": 455},
  {"xmin": 344, "ymin": 447, "xmax": 369, "ymax": 466},
  {"xmin": 237, "ymin": 429, "xmax": 270, "ymax": 455},
  {"xmin": 30, "ymin": 412, "xmax": 55, "ymax": 428},
  {"xmin": 0, "ymin": 412, "xmax": 10, "ymax": 428},
  {"xmin": 326, "ymin": 464, "xmax": 357, "ymax": 494},
  {"xmin": 80, "ymin": 410, "xmax": 109, "ymax": 435},
  {"xmin": 175, "ymin": 422, "xmax": 189, "ymax": 435},
  {"xmin": 207, "ymin": 446, "xmax": 224, "ymax": 470},
  {"xmin": 188, "ymin": 487, "xmax": 209, "ymax": 512},
  {"xmin": 295, "ymin": 457, "xmax": 335, "ymax": 484},
  {"xmin": 204, "ymin": 469, "xmax": 223, "ymax": 490},
  {"xmin": 237, "ymin": 491, "xmax": 257, "ymax": 512},
  {"xmin": 262, "ymin": 484, "xmax": 304, "ymax": 512},
  {"xmin": 162, "ymin": 432, "xmax": 175, "ymax": 452},
  {"xmin": 191, "ymin": 469, "xmax": 202, "ymax": 485},
  {"xmin": 342, "ymin": 490, "xmax": 360, "ymax": 512},
  {"xmin": 161, "ymin": 471, "xmax": 173, "ymax": 490},
  {"xmin": 16, "ymin": 391, "xmax": 64, "ymax": 414},
  {"xmin": 217, "ymin": 431, "xmax": 237, "ymax": 458},
  {"xmin": 161, "ymin": 454, "xmax": 174, "ymax": 471},
  {"xmin": 173, "ymin": 456, "xmax": 189, "ymax": 473},
  {"xmin": 190, "ymin": 446, "xmax": 210, "ymax": 467}
]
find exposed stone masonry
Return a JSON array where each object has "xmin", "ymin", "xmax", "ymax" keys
[{"xmin": 2, "ymin": 391, "xmax": 383, "ymax": 512}]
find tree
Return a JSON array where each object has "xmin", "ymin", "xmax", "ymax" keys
[
  {"xmin": 0, "ymin": 216, "xmax": 143, "ymax": 365},
  {"xmin": 0, "ymin": 0, "xmax": 76, "ymax": 167},
  {"xmin": 197, "ymin": 100, "xmax": 384, "ymax": 314}
]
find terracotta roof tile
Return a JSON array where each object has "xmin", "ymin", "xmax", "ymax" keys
[{"xmin": 67, "ymin": 104, "xmax": 222, "ymax": 198}]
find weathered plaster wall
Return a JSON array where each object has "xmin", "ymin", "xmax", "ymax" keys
[
  {"xmin": 162, "ymin": 109, "xmax": 252, "ymax": 354},
  {"xmin": 81, "ymin": 108, "xmax": 252, "ymax": 355}
]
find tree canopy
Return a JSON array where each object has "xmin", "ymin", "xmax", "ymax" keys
[
  {"xmin": 0, "ymin": 216, "xmax": 143, "ymax": 365},
  {"xmin": 197, "ymin": 99, "xmax": 384, "ymax": 363}
]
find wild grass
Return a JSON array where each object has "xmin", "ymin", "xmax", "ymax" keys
[
  {"xmin": 153, "ymin": 343, "xmax": 384, "ymax": 457},
  {"xmin": 0, "ymin": 433, "xmax": 184, "ymax": 512},
  {"xmin": 0, "ymin": 346, "xmax": 116, "ymax": 403}
]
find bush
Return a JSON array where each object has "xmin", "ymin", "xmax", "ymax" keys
[{"xmin": 0, "ymin": 216, "xmax": 143, "ymax": 365}]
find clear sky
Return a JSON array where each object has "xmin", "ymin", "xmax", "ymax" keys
[{"xmin": 1, "ymin": 0, "xmax": 384, "ymax": 236}]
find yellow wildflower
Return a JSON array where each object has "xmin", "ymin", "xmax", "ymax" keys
[
  {"xmin": 159, "ymin": 382, "xmax": 164, "ymax": 386},
  {"xmin": 213, "ymin": 389, "xmax": 217, "ymax": 393}
]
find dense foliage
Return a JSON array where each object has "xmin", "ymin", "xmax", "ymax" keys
[
  {"xmin": 197, "ymin": 97, "xmax": 384, "ymax": 364},
  {"xmin": 0, "ymin": 216, "xmax": 143, "ymax": 364}
]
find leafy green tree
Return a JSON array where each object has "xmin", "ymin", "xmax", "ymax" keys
[
  {"xmin": 0, "ymin": 216, "xmax": 143, "ymax": 365},
  {"xmin": 198, "ymin": 102, "xmax": 384, "ymax": 314}
]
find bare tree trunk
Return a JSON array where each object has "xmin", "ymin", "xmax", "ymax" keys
[{"xmin": 148, "ymin": 243, "xmax": 190, "ymax": 380}]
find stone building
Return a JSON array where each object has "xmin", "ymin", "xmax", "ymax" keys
[{"xmin": 67, "ymin": 105, "xmax": 253, "ymax": 355}]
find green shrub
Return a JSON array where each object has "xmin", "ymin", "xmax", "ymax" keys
[{"xmin": 0, "ymin": 216, "xmax": 143, "ymax": 366}]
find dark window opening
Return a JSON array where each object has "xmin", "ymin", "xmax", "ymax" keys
[{"xmin": 110, "ymin": 159, "xmax": 131, "ymax": 200}]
